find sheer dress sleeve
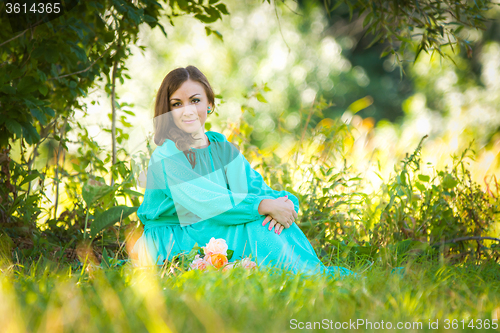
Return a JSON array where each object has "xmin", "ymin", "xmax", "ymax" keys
[{"xmin": 140, "ymin": 132, "xmax": 299, "ymax": 227}]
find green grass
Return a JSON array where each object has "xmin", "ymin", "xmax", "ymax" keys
[{"xmin": 1, "ymin": 254, "xmax": 499, "ymax": 333}]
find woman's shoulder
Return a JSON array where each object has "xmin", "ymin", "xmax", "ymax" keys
[
  {"xmin": 206, "ymin": 131, "xmax": 243, "ymax": 164},
  {"xmin": 206, "ymin": 131, "xmax": 227, "ymax": 142}
]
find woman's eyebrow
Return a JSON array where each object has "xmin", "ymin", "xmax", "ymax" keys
[{"xmin": 170, "ymin": 94, "xmax": 200, "ymax": 102}]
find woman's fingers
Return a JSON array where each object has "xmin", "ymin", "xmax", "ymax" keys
[
  {"xmin": 275, "ymin": 222, "xmax": 283, "ymax": 234},
  {"xmin": 262, "ymin": 215, "xmax": 273, "ymax": 227},
  {"xmin": 268, "ymin": 219, "xmax": 277, "ymax": 231}
]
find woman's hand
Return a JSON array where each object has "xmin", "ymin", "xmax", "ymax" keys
[
  {"xmin": 262, "ymin": 196, "xmax": 297, "ymax": 235},
  {"xmin": 262, "ymin": 214, "xmax": 285, "ymax": 234}
]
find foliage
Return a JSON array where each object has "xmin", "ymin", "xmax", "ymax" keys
[
  {"xmin": 316, "ymin": 0, "xmax": 498, "ymax": 71},
  {"xmin": 0, "ymin": 0, "xmax": 229, "ymax": 259},
  {"xmin": 231, "ymin": 88, "xmax": 499, "ymax": 266},
  {"xmin": 369, "ymin": 137, "xmax": 500, "ymax": 263}
]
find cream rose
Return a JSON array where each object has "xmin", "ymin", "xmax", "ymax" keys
[{"xmin": 202, "ymin": 237, "xmax": 228, "ymax": 256}]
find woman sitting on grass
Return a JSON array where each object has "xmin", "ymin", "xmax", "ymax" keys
[{"xmin": 131, "ymin": 65, "xmax": 357, "ymax": 278}]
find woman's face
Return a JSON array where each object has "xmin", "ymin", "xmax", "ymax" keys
[{"xmin": 169, "ymin": 79, "xmax": 212, "ymax": 136}]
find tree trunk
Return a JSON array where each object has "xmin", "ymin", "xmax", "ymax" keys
[{"xmin": 54, "ymin": 116, "xmax": 69, "ymax": 220}]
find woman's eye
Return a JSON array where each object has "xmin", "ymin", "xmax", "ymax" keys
[{"xmin": 192, "ymin": 99, "xmax": 200, "ymax": 103}]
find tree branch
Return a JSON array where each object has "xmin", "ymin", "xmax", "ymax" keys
[
  {"xmin": 0, "ymin": 16, "xmax": 46, "ymax": 48},
  {"xmin": 0, "ymin": 30, "xmax": 27, "ymax": 48},
  {"xmin": 48, "ymin": 44, "xmax": 114, "ymax": 80}
]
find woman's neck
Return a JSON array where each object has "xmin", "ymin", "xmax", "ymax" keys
[{"xmin": 190, "ymin": 132, "xmax": 210, "ymax": 149}]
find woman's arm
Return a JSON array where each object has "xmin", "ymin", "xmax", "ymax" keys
[
  {"xmin": 222, "ymin": 141, "xmax": 298, "ymax": 233},
  {"xmin": 145, "ymin": 151, "xmax": 275, "ymax": 226},
  {"xmin": 223, "ymin": 140, "xmax": 300, "ymax": 215}
]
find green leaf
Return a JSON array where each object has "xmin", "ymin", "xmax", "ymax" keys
[
  {"xmin": 90, "ymin": 205, "xmax": 139, "ymax": 238},
  {"xmin": 122, "ymin": 110, "xmax": 136, "ymax": 116},
  {"xmin": 380, "ymin": 45, "xmax": 393, "ymax": 58},
  {"xmin": 205, "ymin": 5, "xmax": 221, "ymax": 20},
  {"xmin": 30, "ymin": 108, "xmax": 48, "ymax": 125},
  {"xmin": 415, "ymin": 182, "xmax": 426, "ymax": 192},
  {"xmin": 101, "ymin": 247, "xmax": 111, "ymax": 268},
  {"xmin": 194, "ymin": 13, "xmax": 217, "ymax": 23},
  {"xmin": 44, "ymin": 47, "xmax": 58, "ymax": 63},
  {"xmin": 21, "ymin": 121, "xmax": 40, "ymax": 144},
  {"xmin": 19, "ymin": 170, "xmax": 41, "ymax": 186},
  {"xmin": 36, "ymin": 69, "xmax": 47, "ymax": 82},
  {"xmin": 18, "ymin": 75, "xmax": 39, "ymax": 94},
  {"xmin": 7, "ymin": 193, "xmax": 26, "ymax": 215},
  {"xmin": 443, "ymin": 174, "xmax": 458, "ymax": 189},
  {"xmin": 82, "ymin": 180, "xmax": 118, "ymax": 208},
  {"xmin": 256, "ymin": 92, "xmax": 267, "ymax": 103},
  {"xmin": 227, "ymin": 249, "xmax": 234, "ymax": 260},
  {"xmin": 186, "ymin": 243, "xmax": 201, "ymax": 261},
  {"xmin": 43, "ymin": 107, "xmax": 55, "ymax": 117},
  {"xmin": 362, "ymin": 12, "xmax": 373, "ymax": 28},
  {"xmin": 0, "ymin": 85, "xmax": 16, "ymax": 94},
  {"xmin": 143, "ymin": 14, "xmax": 156, "ymax": 23},
  {"xmin": 215, "ymin": 3, "xmax": 229, "ymax": 15},
  {"xmin": 5, "ymin": 119, "xmax": 22, "ymax": 138},
  {"xmin": 212, "ymin": 30, "xmax": 224, "ymax": 42},
  {"xmin": 70, "ymin": 46, "xmax": 87, "ymax": 62},
  {"xmin": 38, "ymin": 85, "xmax": 48, "ymax": 96},
  {"xmin": 157, "ymin": 23, "xmax": 168, "ymax": 38},
  {"xmin": 121, "ymin": 189, "xmax": 144, "ymax": 198},
  {"xmin": 120, "ymin": 119, "xmax": 133, "ymax": 128},
  {"xmin": 418, "ymin": 174, "xmax": 430, "ymax": 182},
  {"xmin": 366, "ymin": 33, "xmax": 383, "ymax": 49},
  {"xmin": 347, "ymin": 2, "xmax": 354, "ymax": 21},
  {"xmin": 127, "ymin": 9, "xmax": 141, "ymax": 24}
]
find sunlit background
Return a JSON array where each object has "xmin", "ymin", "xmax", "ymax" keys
[
  {"xmin": 35, "ymin": 0, "xmax": 500, "ymax": 223},
  {"xmin": 3, "ymin": 2, "xmax": 500, "ymax": 329}
]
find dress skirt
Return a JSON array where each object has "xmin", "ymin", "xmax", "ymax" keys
[{"xmin": 131, "ymin": 130, "xmax": 357, "ymax": 278}]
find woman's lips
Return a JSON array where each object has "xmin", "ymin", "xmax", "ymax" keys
[{"xmin": 183, "ymin": 119, "xmax": 197, "ymax": 123}]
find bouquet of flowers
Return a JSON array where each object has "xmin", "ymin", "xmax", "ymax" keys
[{"xmin": 187, "ymin": 237, "xmax": 257, "ymax": 272}]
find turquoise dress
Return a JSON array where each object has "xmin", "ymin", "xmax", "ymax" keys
[{"xmin": 132, "ymin": 130, "xmax": 357, "ymax": 278}]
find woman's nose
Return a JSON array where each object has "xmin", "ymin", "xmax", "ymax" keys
[{"xmin": 183, "ymin": 104, "xmax": 197, "ymax": 115}]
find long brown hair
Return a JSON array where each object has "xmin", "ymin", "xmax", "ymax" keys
[{"xmin": 153, "ymin": 66, "xmax": 216, "ymax": 150}]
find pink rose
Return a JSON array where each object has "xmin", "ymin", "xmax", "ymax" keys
[
  {"xmin": 202, "ymin": 237, "xmax": 228, "ymax": 256},
  {"xmin": 190, "ymin": 254, "xmax": 209, "ymax": 271},
  {"xmin": 222, "ymin": 263, "xmax": 235, "ymax": 272},
  {"xmin": 241, "ymin": 258, "xmax": 257, "ymax": 269}
]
